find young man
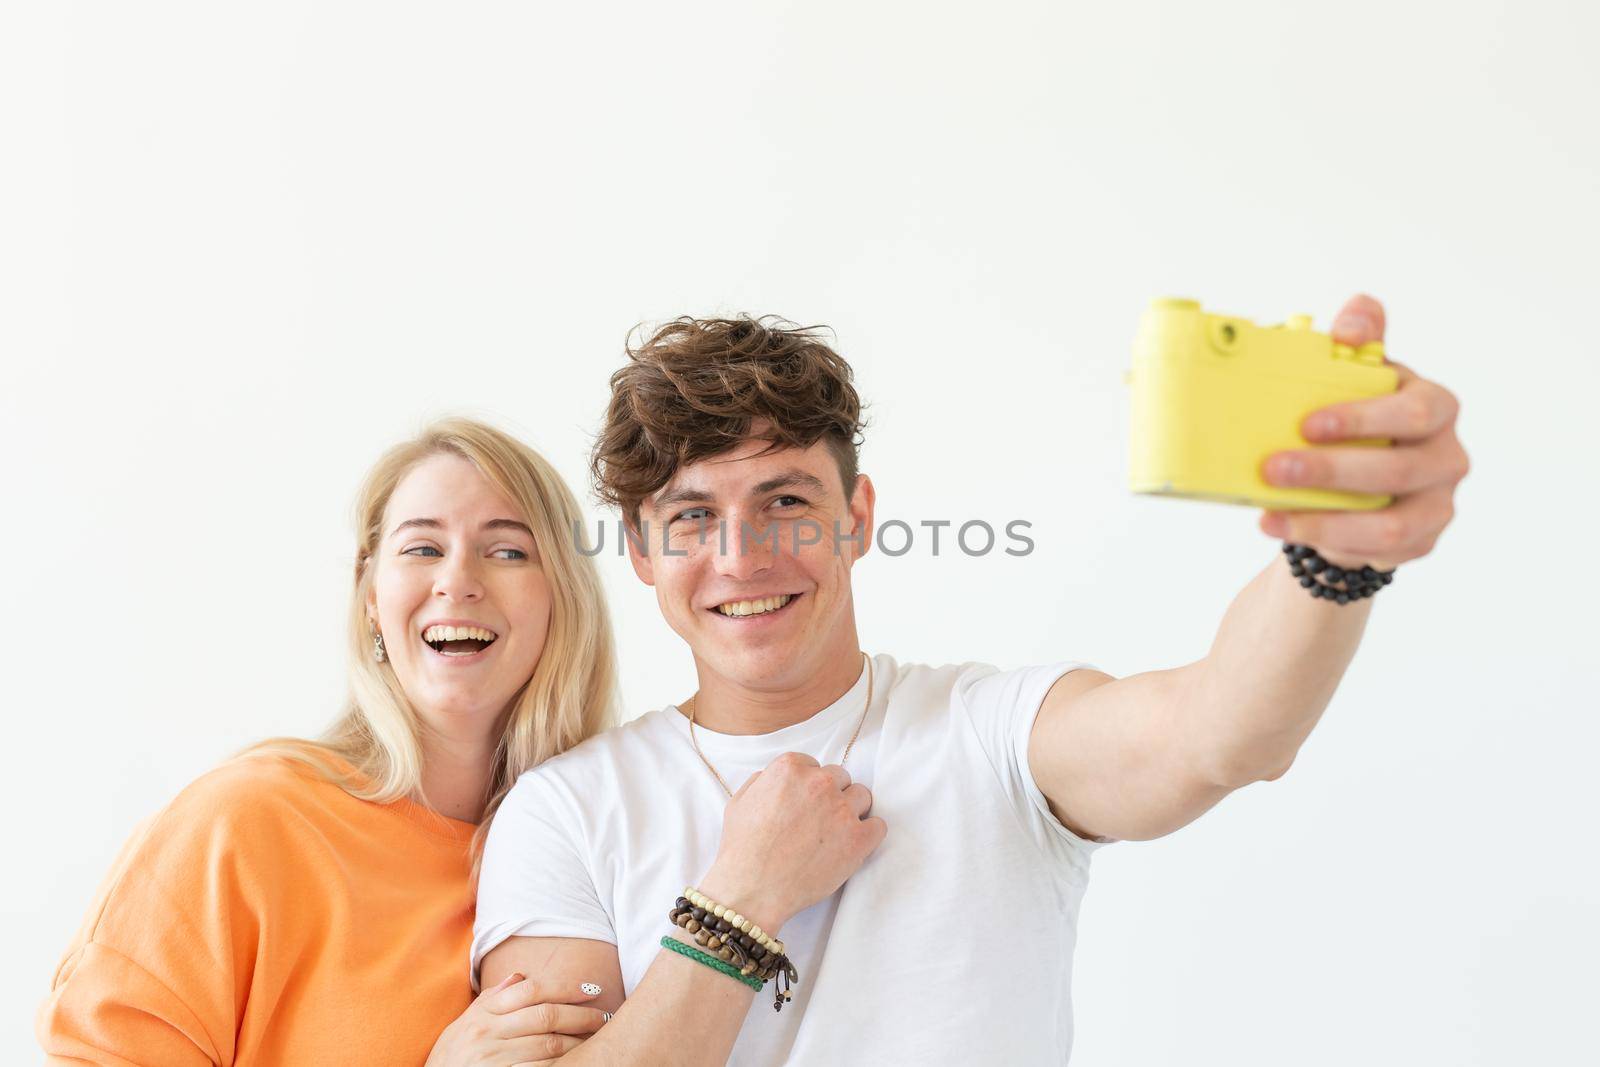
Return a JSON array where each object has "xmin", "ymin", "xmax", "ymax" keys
[{"xmin": 472, "ymin": 299, "xmax": 1468, "ymax": 1065}]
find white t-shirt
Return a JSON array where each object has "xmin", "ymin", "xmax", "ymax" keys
[{"xmin": 474, "ymin": 654, "xmax": 1108, "ymax": 1065}]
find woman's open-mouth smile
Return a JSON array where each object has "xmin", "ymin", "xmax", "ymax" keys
[{"xmin": 420, "ymin": 622, "xmax": 499, "ymax": 664}]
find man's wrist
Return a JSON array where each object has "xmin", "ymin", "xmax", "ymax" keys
[{"xmin": 694, "ymin": 869, "xmax": 790, "ymax": 936}]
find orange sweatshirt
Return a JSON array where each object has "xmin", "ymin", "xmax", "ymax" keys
[{"xmin": 38, "ymin": 754, "xmax": 478, "ymax": 1065}]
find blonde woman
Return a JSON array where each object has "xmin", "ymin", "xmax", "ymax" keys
[{"xmin": 39, "ymin": 418, "xmax": 617, "ymax": 1065}]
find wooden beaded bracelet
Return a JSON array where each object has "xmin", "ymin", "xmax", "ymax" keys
[
  {"xmin": 682, "ymin": 886, "xmax": 785, "ymax": 956},
  {"xmin": 669, "ymin": 903, "xmax": 782, "ymax": 982},
  {"xmin": 671, "ymin": 888, "xmax": 800, "ymax": 1012}
]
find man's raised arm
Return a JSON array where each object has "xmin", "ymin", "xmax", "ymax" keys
[{"xmin": 1029, "ymin": 294, "xmax": 1469, "ymax": 843}]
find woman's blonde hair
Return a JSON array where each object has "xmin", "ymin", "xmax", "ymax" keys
[{"xmin": 243, "ymin": 416, "xmax": 616, "ymax": 863}]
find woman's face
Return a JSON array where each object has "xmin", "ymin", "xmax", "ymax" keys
[{"xmin": 367, "ymin": 453, "xmax": 552, "ymax": 738}]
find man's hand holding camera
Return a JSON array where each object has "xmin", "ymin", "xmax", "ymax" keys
[{"xmin": 1259, "ymin": 294, "xmax": 1470, "ymax": 572}]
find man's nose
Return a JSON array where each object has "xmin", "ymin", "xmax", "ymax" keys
[{"xmin": 711, "ymin": 517, "xmax": 779, "ymax": 580}]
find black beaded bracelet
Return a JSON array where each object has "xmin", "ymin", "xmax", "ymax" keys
[{"xmin": 1281, "ymin": 542, "xmax": 1395, "ymax": 605}]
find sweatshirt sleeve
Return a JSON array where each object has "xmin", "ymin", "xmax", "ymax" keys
[
  {"xmin": 37, "ymin": 766, "xmax": 274, "ymax": 1066},
  {"xmin": 39, "ymin": 941, "xmax": 223, "ymax": 1066}
]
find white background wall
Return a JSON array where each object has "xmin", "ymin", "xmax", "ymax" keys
[{"xmin": 4, "ymin": 2, "xmax": 1595, "ymax": 1063}]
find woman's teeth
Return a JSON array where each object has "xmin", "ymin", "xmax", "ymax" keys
[
  {"xmin": 422, "ymin": 624, "xmax": 498, "ymax": 655},
  {"xmin": 423, "ymin": 625, "xmax": 496, "ymax": 643},
  {"xmin": 715, "ymin": 594, "xmax": 793, "ymax": 617}
]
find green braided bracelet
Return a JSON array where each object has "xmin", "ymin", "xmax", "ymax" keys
[{"xmin": 660, "ymin": 935, "xmax": 765, "ymax": 991}]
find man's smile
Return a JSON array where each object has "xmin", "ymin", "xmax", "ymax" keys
[{"xmin": 708, "ymin": 592, "xmax": 802, "ymax": 619}]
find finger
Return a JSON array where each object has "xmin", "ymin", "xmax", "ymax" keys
[
  {"xmin": 488, "ymin": 977, "xmax": 602, "ymax": 1015},
  {"xmin": 1300, "ymin": 376, "xmax": 1460, "ymax": 444},
  {"xmin": 499, "ymin": 1031, "xmax": 586, "ymax": 1063},
  {"xmin": 856, "ymin": 815, "xmax": 888, "ymax": 857},
  {"xmin": 498, "ymin": 1002, "xmax": 611, "ymax": 1038},
  {"xmin": 842, "ymin": 782, "xmax": 873, "ymax": 819},
  {"xmin": 818, "ymin": 763, "xmax": 852, "ymax": 793},
  {"xmin": 1263, "ymin": 432, "xmax": 1466, "ymax": 496},
  {"xmin": 484, "ymin": 971, "xmax": 525, "ymax": 996},
  {"xmin": 470, "ymin": 970, "xmax": 525, "ymax": 1015},
  {"xmin": 1261, "ymin": 484, "xmax": 1454, "ymax": 567},
  {"xmin": 1330, "ymin": 293, "xmax": 1386, "ymax": 345}
]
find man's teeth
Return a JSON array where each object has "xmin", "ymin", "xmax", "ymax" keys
[
  {"xmin": 422, "ymin": 624, "xmax": 497, "ymax": 643},
  {"xmin": 715, "ymin": 594, "xmax": 793, "ymax": 617}
]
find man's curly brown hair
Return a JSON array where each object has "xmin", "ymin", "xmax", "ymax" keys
[{"xmin": 591, "ymin": 315, "xmax": 866, "ymax": 523}]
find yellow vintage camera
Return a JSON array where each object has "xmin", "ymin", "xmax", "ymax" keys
[{"xmin": 1127, "ymin": 297, "xmax": 1399, "ymax": 511}]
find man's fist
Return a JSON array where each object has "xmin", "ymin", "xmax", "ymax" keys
[{"xmin": 697, "ymin": 752, "xmax": 885, "ymax": 935}]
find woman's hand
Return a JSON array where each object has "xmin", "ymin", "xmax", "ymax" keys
[{"xmin": 425, "ymin": 972, "xmax": 610, "ymax": 1066}]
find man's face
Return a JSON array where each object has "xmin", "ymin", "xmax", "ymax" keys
[{"xmin": 629, "ymin": 435, "xmax": 874, "ymax": 693}]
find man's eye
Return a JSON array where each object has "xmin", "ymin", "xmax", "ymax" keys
[
  {"xmin": 674, "ymin": 507, "xmax": 712, "ymax": 523},
  {"xmin": 772, "ymin": 496, "xmax": 807, "ymax": 509},
  {"xmin": 403, "ymin": 545, "xmax": 442, "ymax": 557}
]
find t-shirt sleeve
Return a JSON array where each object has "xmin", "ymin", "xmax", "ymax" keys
[
  {"xmin": 472, "ymin": 769, "xmax": 615, "ymax": 991},
  {"xmin": 953, "ymin": 660, "xmax": 1114, "ymax": 864}
]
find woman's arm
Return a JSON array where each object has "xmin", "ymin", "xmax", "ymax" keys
[
  {"xmin": 39, "ymin": 940, "xmax": 224, "ymax": 1066},
  {"xmin": 37, "ymin": 788, "xmax": 251, "ymax": 1065}
]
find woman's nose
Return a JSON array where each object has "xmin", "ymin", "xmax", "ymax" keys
[{"xmin": 433, "ymin": 554, "xmax": 485, "ymax": 601}]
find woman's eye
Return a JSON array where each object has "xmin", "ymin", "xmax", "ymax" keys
[
  {"xmin": 402, "ymin": 545, "xmax": 442, "ymax": 557},
  {"xmin": 493, "ymin": 548, "xmax": 529, "ymax": 560}
]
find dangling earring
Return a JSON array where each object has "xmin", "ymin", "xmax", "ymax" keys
[{"xmin": 371, "ymin": 625, "xmax": 387, "ymax": 663}]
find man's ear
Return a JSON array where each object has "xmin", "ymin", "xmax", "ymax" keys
[
  {"xmin": 624, "ymin": 515, "xmax": 656, "ymax": 586},
  {"xmin": 844, "ymin": 473, "xmax": 876, "ymax": 563}
]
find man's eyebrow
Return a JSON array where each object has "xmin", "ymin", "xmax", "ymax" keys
[
  {"xmin": 651, "ymin": 485, "xmax": 714, "ymax": 513},
  {"xmin": 651, "ymin": 470, "xmax": 829, "ymax": 514},
  {"xmin": 389, "ymin": 517, "xmax": 535, "ymax": 538},
  {"xmin": 751, "ymin": 471, "xmax": 828, "ymax": 497}
]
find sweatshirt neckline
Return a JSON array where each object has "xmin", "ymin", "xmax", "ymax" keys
[
  {"xmin": 392, "ymin": 795, "xmax": 480, "ymax": 842},
  {"xmin": 293, "ymin": 749, "xmax": 480, "ymax": 843}
]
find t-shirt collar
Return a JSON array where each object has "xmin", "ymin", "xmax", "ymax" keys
[{"xmin": 666, "ymin": 654, "xmax": 873, "ymax": 760}]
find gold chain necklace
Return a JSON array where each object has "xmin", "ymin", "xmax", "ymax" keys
[{"xmin": 682, "ymin": 652, "xmax": 875, "ymax": 799}]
